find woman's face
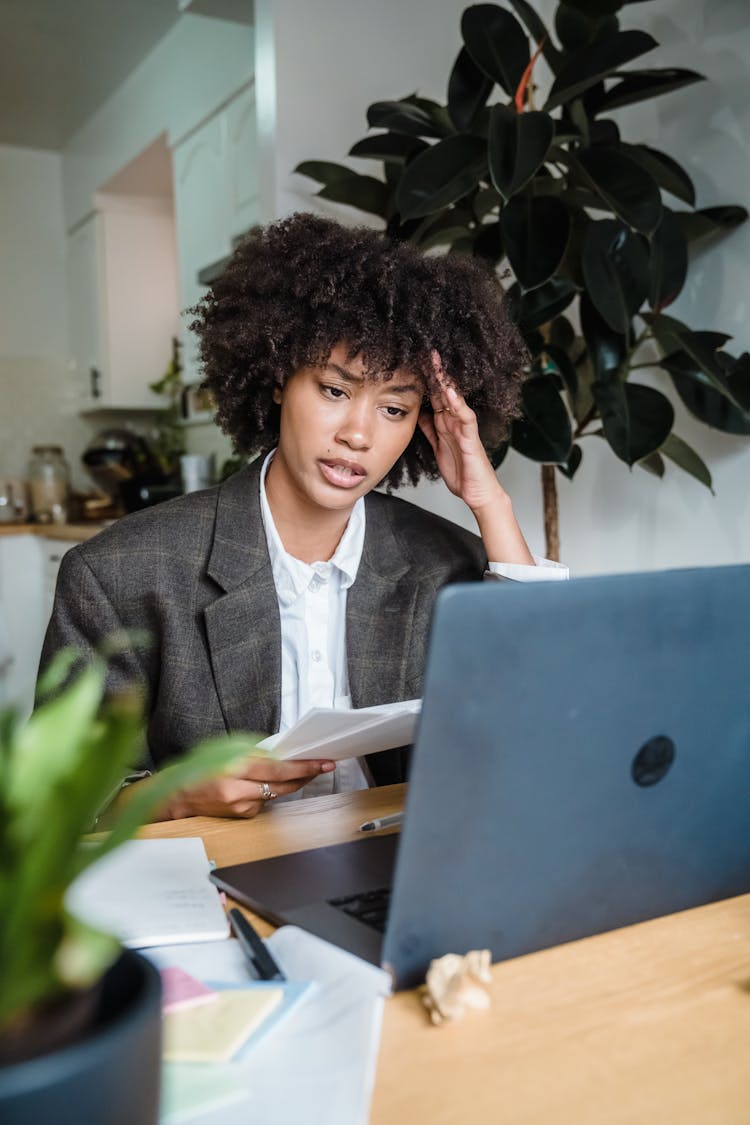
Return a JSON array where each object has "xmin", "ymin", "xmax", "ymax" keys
[{"xmin": 267, "ymin": 342, "xmax": 424, "ymax": 518}]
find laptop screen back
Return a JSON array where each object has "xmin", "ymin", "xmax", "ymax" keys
[{"xmin": 382, "ymin": 565, "xmax": 750, "ymax": 988}]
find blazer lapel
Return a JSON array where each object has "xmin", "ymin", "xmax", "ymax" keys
[
  {"xmin": 347, "ymin": 496, "xmax": 416, "ymax": 710},
  {"xmin": 204, "ymin": 461, "xmax": 281, "ymax": 738}
]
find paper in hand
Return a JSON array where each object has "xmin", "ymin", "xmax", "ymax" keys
[{"xmin": 259, "ymin": 698, "xmax": 421, "ymax": 762}]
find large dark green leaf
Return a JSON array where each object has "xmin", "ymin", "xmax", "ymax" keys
[
  {"xmin": 582, "ymin": 218, "xmax": 650, "ymax": 333},
  {"xmin": 648, "ymin": 207, "xmax": 688, "ymax": 310},
  {"xmin": 572, "ymin": 147, "xmax": 662, "ymax": 233},
  {"xmin": 488, "ymin": 106, "xmax": 554, "ymax": 201},
  {"xmin": 402, "ymin": 95, "xmax": 454, "ymax": 135},
  {"xmin": 414, "ymin": 210, "xmax": 474, "ymax": 252},
  {"xmin": 555, "ymin": 7, "xmax": 619, "ymax": 52},
  {"xmin": 349, "ymin": 133, "xmax": 428, "ymax": 163},
  {"xmin": 557, "ymin": 443, "xmax": 583, "ymax": 479},
  {"xmin": 729, "ymin": 352, "xmax": 750, "ymax": 410},
  {"xmin": 545, "ymin": 30, "xmax": 657, "ymax": 112},
  {"xmin": 294, "ymin": 163, "xmax": 390, "ymax": 219},
  {"xmin": 367, "ymin": 100, "xmax": 446, "ymax": 139},
  {"xmin": 676, "ymin": 205, "xmax": 749, "ymax": 243},
  {"xmin": 661, "ymin": 353, "xmax": 750, "ymax": 435},
  {"xmin": 294, "ymin": 160, "xmax": 354, "ymax": 187},
  {"xmin": 511, "ymin": 374, "xmax": 573, "ymax": 462},
  {"xmin": 580, "ymin": 291, "xmax": 627, "ymax": 382},
  {"xmin": 622, "ymin": 144, "xmax": 695, "ymax": 207},
  {"xmin": 644, "ymin": 312, "xmax": 731, "ymax": 388},
  {"xmin": 461, "ymin": 4, "xmax": 530, "ymax": 95},
  {"xmin": 448, "ymin": 47, "xmax": 493, "ymax": 131},
  {"xmin": 501, "ymin": 196, "xmax": 571, "ymax": 289},
  {"xmin": 594, "ymin": 68, "xmax": 705, "ymax": 114},
  {"xmin": 395, "ymin": 136, "xmax": 487, "ymax": 220},
  {"xmin": 660, "ymin": 433, "xmax": 713, "ymax": 490},
  {"xmin": 594, "ymin": 380, "xmax": 674, "ymax": 465},
  {"xmin": 559, "ymin": 0, "xmax": 624, "ymax": 15},
  {"xmin": 544, "ymin": 343, "xmax": 579, "ymax": 405},
  {"xmin": 507, "ymin": 0, "xmax": 562, "ymax": 73},
  {"xmin": 507, "ymin": 277, "xmax": 577, "ymax": 331}
]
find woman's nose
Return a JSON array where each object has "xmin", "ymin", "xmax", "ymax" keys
[{"xmin": 335, "ymin": 402, "xmax": 373, "ymax": 449}]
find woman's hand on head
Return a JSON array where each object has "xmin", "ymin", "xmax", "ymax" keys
[
  {"xmin": 419, "ymin": 351, "xmax": 535, "ymax": 566},
  {"xmin": 418, "ymin": 350, "xmax": 505, "ymax": 516},
  {"xmin": 155, "ymin": 757, "xmax": 336, "ymax": 820}
]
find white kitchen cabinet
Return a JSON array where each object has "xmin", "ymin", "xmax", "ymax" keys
[
  {"xmin": 172, "ymin": 82, "xmax": 260, "ymax": 383},
  {"xmin": 0, "ymin": 536, "xmax": 82, "ymax": 718},
  {"xmin": 0, "ymin": 535, "xmax": 46, "ymax": 717},
  {"xmin": 225, "ymin": 83, "xmax": 261, "ymax": 243},
  {"xmin": 67, "ymin": 199, "xmax": 180, "ymax": 410},
  {"xmin": 43, "ymin": 538, "xmax": 79, "ymax": 618}
]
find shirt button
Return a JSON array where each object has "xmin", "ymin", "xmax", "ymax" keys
[{"xmin": 311, "ymin": 650, "xmax": 322, "ymax": 663}]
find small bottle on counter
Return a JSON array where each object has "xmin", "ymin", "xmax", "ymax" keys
[{"xmin": 27, "ymin": 445, "xmax": 71, "ymax": 524}]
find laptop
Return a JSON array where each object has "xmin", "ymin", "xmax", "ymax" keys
[{"xmin": 211, "ymin": 564, "xmax": 750, "ymax": 990}]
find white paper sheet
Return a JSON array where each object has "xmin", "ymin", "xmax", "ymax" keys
[
  {"xmin": 67, "ymin": 838, "xmax": 229, "ymax": 947},
  {"xmin": 259, "ymin": 697, "xmax": 421, "ymax": 761}
]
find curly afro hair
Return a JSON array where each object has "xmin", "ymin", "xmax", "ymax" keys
[{"xmin": 191, "ymin": 212, "xmax": 528, "ymax": 489}]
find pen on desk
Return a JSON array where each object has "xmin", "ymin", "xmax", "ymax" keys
[
  {"xmin": 228, "ymin": 908, "xmax": 286, "ymax": 981},
  {"xmin": 358, "ymin": 812, "xmax": 404, "ymax": 833}
]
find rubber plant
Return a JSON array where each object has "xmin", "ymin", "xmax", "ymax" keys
[
  {"xmin": 0, "ymin": 644, "xmax": 261, "ymax": 1053},
  {"xmin": 296, "ymin": 0, "xmax": 750, "ymax": 559}
]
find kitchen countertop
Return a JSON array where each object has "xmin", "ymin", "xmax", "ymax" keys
[{"xmin": 0, "ymin": 522, "xmax": 109, "ymax": 541}]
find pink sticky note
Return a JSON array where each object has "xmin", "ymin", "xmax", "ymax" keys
[{"xmin": 160, "ymin": 967, "xmax": 218, "ymax": 1013}]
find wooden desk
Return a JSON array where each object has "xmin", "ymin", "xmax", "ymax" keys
[{"xmin": 142, "ymin": 785, "xmax": 750, "ymax": 1124}]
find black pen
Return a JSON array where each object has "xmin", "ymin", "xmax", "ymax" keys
[{"xmin": 228, "ymin": 907, "xmax": 286, "ymax": 982}]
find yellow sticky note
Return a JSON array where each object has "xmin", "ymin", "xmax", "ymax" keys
[{"xmin": 163, "ymin": 988, "xmax": 283, "ymax": 1063}]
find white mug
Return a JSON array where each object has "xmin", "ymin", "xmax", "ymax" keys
[
  {"xmin": 0, "ymin": 477, "xmax": 29, "ymax": 523},
  {"xmin": 179, "ymin": 454, "xmax": 214, "ymax": 494}
]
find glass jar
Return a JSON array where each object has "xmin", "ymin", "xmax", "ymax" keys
[{"xmin": 27, "ymin": 445, "xmax": 71, "ymax": 524}]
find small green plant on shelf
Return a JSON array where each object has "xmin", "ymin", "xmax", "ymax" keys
[{"xmin": 148, "ymin": 336, "xmax": 186, "ymax": 480}]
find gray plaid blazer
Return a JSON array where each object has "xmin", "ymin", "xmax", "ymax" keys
[{"xmin": 41, "ymin": 459, "xmax": 487, "ymax": 785}]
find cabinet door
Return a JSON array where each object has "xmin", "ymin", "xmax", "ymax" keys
[
  {"xmin": 67, "ymin": 216, "xmax": 106, "ymax": 408},
  {"xmin": 172, "ymin": 85, "xmax": 259, "ymax": 385},
  {"xmin": 0, "ymin": 535, "xmax": 46, "ymax": 718},
  {"xmin": 99, "ymin": 205, "xmax": 180, "ymax": 410},
  {"xmin": 67, "ymin": 207, "xmax": 180, "ymax": 411},
  {"xmin": 225, "ymin": 84, "xmax": 261, "ymax": 242},
  {"xmin": 173, "ymin": 114, "xmax": 231, "ymax": 385}
]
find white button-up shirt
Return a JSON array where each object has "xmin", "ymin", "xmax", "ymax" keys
[
  {"xmin": 260, "ymin": 452, "xmax": 370, "ymax": 798},
  {"xmin": 259, "ymin": 450, "xmax": 568, "ymax": 799}
]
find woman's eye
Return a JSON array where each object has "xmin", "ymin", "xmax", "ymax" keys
[
  {"xmin": 321, "ymin": 384, "xmax": 345, "ymax": 398},
  {"xmin": 384, "ymin": 405, "xmax": 408, "ymax": 418}
]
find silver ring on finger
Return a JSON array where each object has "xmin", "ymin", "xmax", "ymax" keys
[{"xmin": 258, "ymin": 781, "xmax": 278, "ymax": 801}]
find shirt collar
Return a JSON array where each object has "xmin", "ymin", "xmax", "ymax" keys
[{"xmin": 259, "ymin": 449, "xmax": 366, "ymax": 606}]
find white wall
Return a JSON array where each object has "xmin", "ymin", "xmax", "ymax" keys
[
  {"xmin": 259, "ymin": 0, "xmax": 750, "ymax": 575},
  {"xmin": 0, "ymin": 145, "xmax": 91, "ymax": 487},
  {"xmin": 62, "ymin": 14, "xmax": 254, "ymax": 229},
  {"xmin": 255, "ymin": 0, "xmax": 467, "ymax": 222}
]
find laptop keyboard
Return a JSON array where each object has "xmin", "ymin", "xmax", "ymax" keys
[{"xmin": 328, "ymin": 887, "xmax": 392, "ymax": 933}]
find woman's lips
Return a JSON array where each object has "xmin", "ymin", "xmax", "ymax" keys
[{"xmin": 319, "ymin": 459, "xmax": 367, "ymax": 489}]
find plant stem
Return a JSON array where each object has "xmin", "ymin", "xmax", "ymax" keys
[
  {"xmin": 573, "ymin": 404, "xmax": 597, "ymax": 440},
  {"xmin": 541, "ymin": 464, "xmax": 560, "ymax": 562}
]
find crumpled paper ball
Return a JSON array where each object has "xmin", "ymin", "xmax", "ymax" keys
[{"xmin": 421, "ymin": 949, "xmax": 492, "ymax": 1025}]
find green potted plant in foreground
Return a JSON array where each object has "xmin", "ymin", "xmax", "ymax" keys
[{"xmin": 0, "ymin": 644, "xmax": 262, "ymax": 1123}]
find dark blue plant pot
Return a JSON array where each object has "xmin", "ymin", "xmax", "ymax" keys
[{"xmin": 0, "ymin": 950, "xmax": 162, "ymax": 1124}]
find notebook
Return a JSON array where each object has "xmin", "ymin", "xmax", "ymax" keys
[
  {"xmin": 211, "ymin": 565, "xmax": 750, "ymax": 990},
  {"xmin": 68, "ymin": 837, "xmax": 229, "ymax": 946}
]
